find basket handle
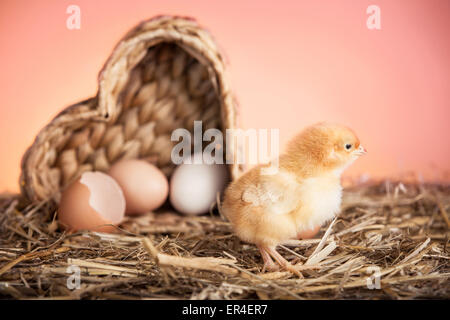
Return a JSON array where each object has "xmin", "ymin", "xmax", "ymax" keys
[{"xmin": 97, "ymin": 16, "xmax": 227, "ymax": 121}]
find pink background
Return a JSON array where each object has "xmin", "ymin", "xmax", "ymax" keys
[{"xmin": 1, "ymin": 0, "xmax": 449, "ymax": 193}]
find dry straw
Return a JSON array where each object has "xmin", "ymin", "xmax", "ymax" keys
[{"xmin": 0, "ymin": 181, "xmax": 449, "ymax": 299}]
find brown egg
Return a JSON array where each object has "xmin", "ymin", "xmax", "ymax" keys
[
  {"xmin": 297, "ymin": 225, "xmax": 321, "ymax": 239},
  {"xmin": 58, "ymin": 171, "xmax": 126, "ymax": 233},
  {"xmin": 108, "ymin": 159, "xmax": 169, "ymax": 215}
]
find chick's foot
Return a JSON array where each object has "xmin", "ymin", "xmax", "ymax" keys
[
  {"xmin": 262, "ymin": 245, "xmax": 304, "ymax": 278},
  {"xmin": 258, "ymin": 245, "xmax": 279, "ymax": 272}
]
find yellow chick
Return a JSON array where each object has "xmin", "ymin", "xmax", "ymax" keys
[{"xmin": 222, "ymin": 123, "xmax": 366, "ymax": 275}]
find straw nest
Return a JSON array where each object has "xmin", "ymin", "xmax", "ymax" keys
[{"xmin": 0, "ymin": 180, "xmax": 449, "ymax": 299}]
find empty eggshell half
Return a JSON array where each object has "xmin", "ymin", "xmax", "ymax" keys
[{"xmin": 58, "ymin": 171, "xmax": 126, "ymax": 233}]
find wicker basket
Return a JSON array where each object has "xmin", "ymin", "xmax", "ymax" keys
[{"xmin": 19, "ymin": 15, "xmax": 240, "ymax": 204}]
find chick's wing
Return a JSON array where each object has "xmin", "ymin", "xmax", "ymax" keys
[{"xmin": 241, "ymin": 171, "xmax": 300, "ymax": 216}]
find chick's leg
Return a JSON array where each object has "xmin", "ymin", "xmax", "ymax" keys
[
  {"xmin": 265, "ymin": 246, "xmax": 303, "ymax": 278},
  {"xmin": 257, "ymin": 245, "xmax": 278, "ymax": 272}
]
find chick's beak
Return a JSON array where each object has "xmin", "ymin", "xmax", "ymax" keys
[{"xmin": 353, "ymin": 145, "xmax": 367, "ymax": 156}]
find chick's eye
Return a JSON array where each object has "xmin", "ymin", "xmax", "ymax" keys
[{"xmin": 345, "ymin": 143, "xmax": 352, "ymax": 150}]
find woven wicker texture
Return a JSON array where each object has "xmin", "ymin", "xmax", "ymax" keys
[{"xmin": 19, "ymin": 16, "xmax": 240, "ymax": 203}]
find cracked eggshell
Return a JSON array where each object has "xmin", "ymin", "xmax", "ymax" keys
[{"xmin": 58, "ymin": 171, "xmax": 126, "ymax": 233}]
